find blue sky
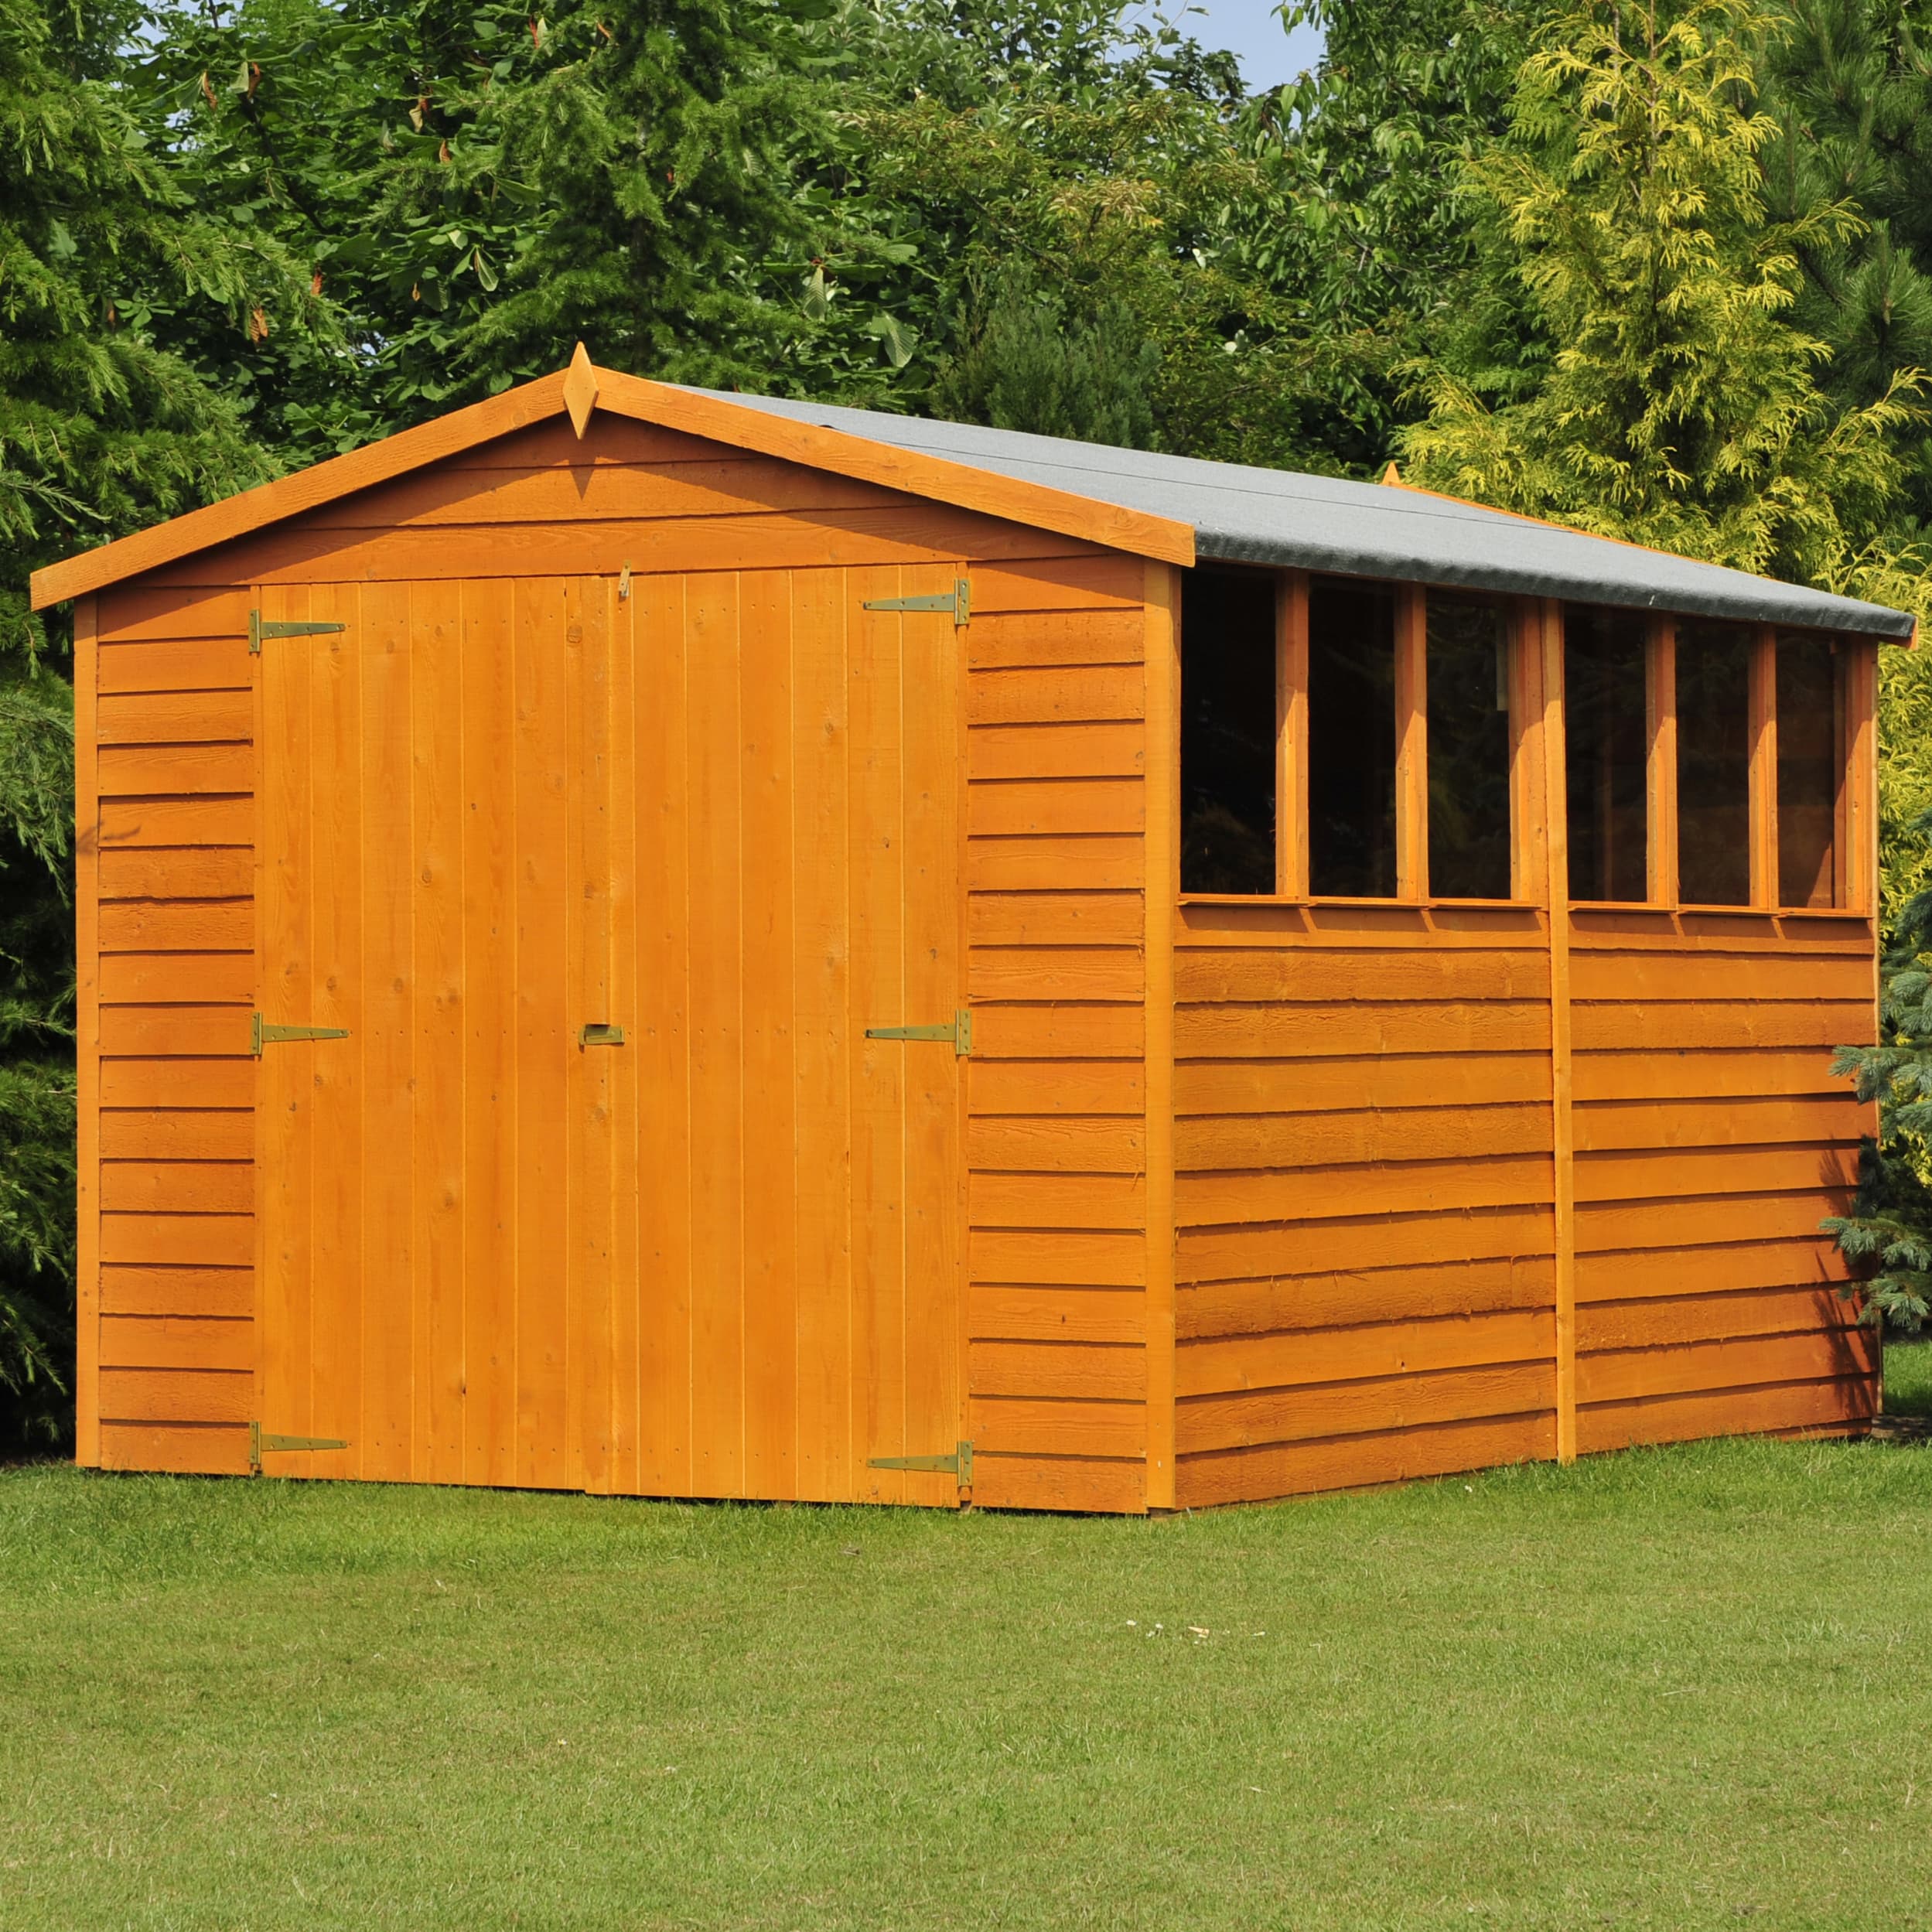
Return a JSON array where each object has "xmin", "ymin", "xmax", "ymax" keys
[{"xmin": 1156, "ymin": 1, "xmax": 1326, "ymax": 91}]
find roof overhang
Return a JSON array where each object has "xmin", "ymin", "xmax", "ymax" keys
[{"xmin": 29, "ymin": 346, "xmax": 1196, "ymax": 609}]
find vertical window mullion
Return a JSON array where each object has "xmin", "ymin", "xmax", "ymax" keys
[
  {"xmin": 1275, "ymin": 571, "xmax": 1309, "ymax": 899},
  {"xmin": 1395, "ymin": 583, "xmax": 1429, "ymax": 901},
  {"xmin": 1647, "ymin": 615, "xmax": 1678, "ymax": 907},
  {"xmin": 1749, "ymin": 624, "xmax": 1778, "ymax": 909}
]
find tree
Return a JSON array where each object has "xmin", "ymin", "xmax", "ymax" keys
[{"xmin": 0, "ymin": 0, "xmax": 314, "ymax": 1445}]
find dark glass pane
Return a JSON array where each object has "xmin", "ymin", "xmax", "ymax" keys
[
  {"xmin": 1676, "ymin": 620, "xmax": 1752, "ymax": 904},
  {"xmin": 1564, "ymin": 605, "xmax": 1649, "ymax": 902},
  {"xmin": 1777, "ymin": 632, "xmax": 1842, "ymax": 909},
  {"xmin": 1308, "ymin": 576, "xmax": 1397, "ymax": 898},
  {"xmin": 1427, "ymin": 596, "xmax": 1514, "ymax": 900},
  {"xmin": 1180, "ymin": 569, "xmax": 1276, "ymax": 893}
]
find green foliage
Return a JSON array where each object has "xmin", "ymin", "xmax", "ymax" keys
[{"xmin": 1400, "ymin": 0, "xmax": 1931, "ymax": 619}]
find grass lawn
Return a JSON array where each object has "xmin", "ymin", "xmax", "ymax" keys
[{"xmin": 5, "ymin": 1365, "xmax": 1931, "ymax": 1930}]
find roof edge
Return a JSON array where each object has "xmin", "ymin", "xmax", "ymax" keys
[{"xmin": 31, "ymin": 356, "xmax": 1196, "ymax": 610}]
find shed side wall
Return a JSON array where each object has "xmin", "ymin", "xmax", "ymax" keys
[
  {"xmin": 1169, "ymin": 905, "xmax": 1562, "ymax": 1509},
  {"xmin": 88, "ymin": 582, "xmax": 257, "ymax": 1474},
  {"xmin": 1569, "ymin": 911, "xmax": 1879, "ymax": 1442}
]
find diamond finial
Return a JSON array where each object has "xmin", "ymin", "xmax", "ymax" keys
[{"xmin": 563, "ymin": 342, "xmax": 599, "ymax": 439}]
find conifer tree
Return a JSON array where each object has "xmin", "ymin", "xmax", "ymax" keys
[{"xmin": 0, "ymin": 0, "xmax": 312, "ymax": 1443}]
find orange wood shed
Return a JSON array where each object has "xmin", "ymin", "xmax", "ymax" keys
[{"xmin": 34, "ymin": 348, "xmax": 1906, "ymax": 1513}]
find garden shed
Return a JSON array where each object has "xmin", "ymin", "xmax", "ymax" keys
[{"xmin": 34, "ymin": 346, "xmax": 1908, "ymax": 1514}]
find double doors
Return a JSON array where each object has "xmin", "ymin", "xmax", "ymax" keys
[{"xmin": 254, "ymin": 565, "xmax": 966, "ymax": 1501}]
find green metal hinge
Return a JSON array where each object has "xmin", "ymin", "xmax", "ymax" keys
[
  {"xmin": 249, "ymin": 1422, "xmax": 348, "ymax": 1473},
  {"xmin": 862, "ymin": 579, "xmax": 970, "ymax": 626},
  {"xmin": 249, "ymin": 610, "xmax": 346, "ymax": 654},
  {"xmin": 865, "ymin": 1009, "xmax": 971, "ymax": 1056},
  {"xmin": 251, "ymin": 1012, "xmax": 350, "ymax": 1055},
  {"xmin": 870, "ymin": 1440, "xmax": 973, "ymax": 1485}
]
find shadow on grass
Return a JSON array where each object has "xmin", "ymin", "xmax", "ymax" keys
[{"xmin": 1886, "ymin": 1336, "xmax": 1932, "ymax": 1417}]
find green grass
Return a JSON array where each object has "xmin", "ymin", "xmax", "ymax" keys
[
  {"xmin": 1887, "ymin": 1334, "xmax": 1932, "ymax": 1416},
  {"xmin": 4, "ymin": 1394, "xmax": 1930, "ymax": 1930}
]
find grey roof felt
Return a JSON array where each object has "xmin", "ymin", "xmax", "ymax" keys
[{"xmin": 683, "ymin": 387, "xmax": 1915, "ymax": 640}]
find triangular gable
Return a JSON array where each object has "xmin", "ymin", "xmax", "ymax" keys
[{"xmin": 29, "ymin": 346, "xmax": 1194, "ymax": 609}]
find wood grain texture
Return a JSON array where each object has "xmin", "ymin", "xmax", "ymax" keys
[{"xmin": 74, "ymin": 595, "xmax": 102, "ymax": 1464}]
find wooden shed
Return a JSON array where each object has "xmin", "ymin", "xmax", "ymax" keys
[{"xmin": 33, "ymin": 347, "xmax": 1910, "ymax": 1514}]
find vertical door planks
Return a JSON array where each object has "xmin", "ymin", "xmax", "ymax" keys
[
  {"xmin": 740, "ymin": 569, "xmax": 800, "ymax": 1497},
  {"xmin": 607, "ymin": 579, "xmax": 643, "ymax": 1494}
]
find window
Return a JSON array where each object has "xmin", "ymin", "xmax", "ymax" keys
[
  {"xmin": 1676, "ymin": 620, "xmax": 1753, "ymax": 905},
  {"xmin": 1307, "ymin": 576, "xmax": 1398, "ymax": 898},
  {"xmin": 1426, "ymin": 596, "xmax": 1514, "ymax": 901},
  {"xmin": 1564, "ymin": 606, "xmax": 1648, "ymax": 902},
  {"xmin": 1179, "ymin": 568, "xmax": 1277, "ymax": 894},
  {"xmin": 1777, "ymin": 632, "xmax": 1844, "ymax": 908}
]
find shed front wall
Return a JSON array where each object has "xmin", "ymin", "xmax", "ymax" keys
[{"xmin": 75, "ymin": 415, "xmax": 1159, "ymax": 1510}]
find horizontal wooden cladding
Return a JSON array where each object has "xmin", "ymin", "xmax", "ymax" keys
[
  {"xmin": 1578, "ymin": 1283, "xmax": 1861, "ymax": 1353},
  {"xmin": 98, "ymin": 745, "xmax": 251, "ymax": 797},
  {"xmin": 970, "ymin": 1394, "xmax": 1145, "ymax": 1459},
  {"xmin": 99, "ymin": 902, "xmax": 251, "ymax": 954},
  {"xmin": 968, "ymin": 835, "xmax": 1144, "ymax": 891},
  {"xmin": 1177, "ymin": 1360, "xmax": 1554, "ymax": 1457},
  {"xmin": 970, "ymin": 721, "xmax": 1145, "ymax": 781},
  {"xmin": 968, "ymin": 664, "xmax": 1144, "ymax": 727},
  {"xmin": 1176, "ymin": 1103, "xmax": 1551, "ymax": 1173},
  {"xmin": 968, "ymin": 1003, "xmax": 1143, "ymax": 1060},
  {"xmin": 968, "ymin": 947, "xmax": 1142, "ymax": 1002},
  {"xmin": 101, "ymin": 1212, "xmax": 252, "ymax": 1268},
  {"xmin": 969, "ymin": 1057, "xmax": 1143, "ymax": 1115},
  {"xmin": 98, "ymin": 848, "xmax": 251, "ymax": 900},
  {"xmin": 1579, "ymin": 1189, "xmax": 1851, "ymax": 1254},
  {"xmin": 1576, "ymin": 1374, "xmax": 1875, "ymax": 1456},
  {"xmin": 969, "ymin": 1285, "xmax": 1145, "ymax": 1344},
  {"xmin": 1575, "ymin": 1093, "xmax": 1870, "ymax": 1152},
  {"xmin": 971, "ymin": 1452, "xmax": 1146, "ymax": 1514},
  {"xmin": 968, "ymin": 609, "xmax": 1145, "ymax": 671},
  {"xmin": 1572, "ymin": 1046, "xmax": 1852, "ymax": 1103},
  {"xmin": 1178, "ymin": 1306, "xmax": 1555, "ymax": 1399},
  {"xmin": 1573, "ymin": 1001, "xmax": 1875, "ymax": 1050},
  {"xmin": 1175, "ymin": 947, "xmax": 1549, "ymax": 1003},
  {"xmin": 1576, "ymin": 1235, "xmax": 1849, "ymax": 1303},
  {"xmin": 1575, "ymin": 1142, "xmax": 1859, "ymax": 1206},
  {"xmin": 1177, "ymin": 1001, "xmax": 1548, "ymax": 1058},
  {"xmin": 141, "ymin": 501, "xmax": 1116, "ymax": 589},
  {"xmin": 970, "ymin": 1172, "xmax": 1145, "ymax": 1231},
  {"xmin": 101, "ymin": 1314, "xmax": 251, "ymax": 1371},
  {"xmin": 99, "ymin": 953, "xmax": 252, "ymax": 1005},
  {"xmin": 1179, "ymin": 1254, "xmax": 1555, "ymax": 1340},
  {"xmin": 1176, "ymin": 1052, "xmax": 1551, "ymax": 1116},
  {"xmin": 969, "ymin": 893, "xmax": 1143, "ymax": 948},
  {"xmin": 1178, "ymin": 1153, "xmax": 1553, "ymax": 1228},
  {"xmin": 98, "ymin": 1421, "xmax": 252, "ymax": 1476},
  {"xmin": 97, "ymin": 795, "xmax": 251, "ymax": 848},
  {"xmin": 970, "ymin": 1229, "xmax": 1146, "ymax": 1289},
  {"xmin": 98, "ymin": 585, "xmax": 251, "ymax": 643},
  {"xmin": 1569, "ymin": 950, "xmax": 1874, "ymax": 1002},
  {"xmin": 101, "ymin": 1057, "xmax": 254, "ymax": 1108},
  {"xmin": 1179, "ymin": 1203, "xmax": 1553, "ymax": 1286},
  {"xmin": 97, "ymin": 638, "xmax": 251, "ymax": 695},
  {"xmin": 1176, "ymin": 1411, "xmax": 1556, "ymax": 1510},
  {"xmin": 98, "ymin": 1364, "xmax": 251, "ymax": 1424},
  {"xmin": 970, "ymin": 1340, "xmax": 1146, "ymax": 1401},
  {"xmin": 1577, "ymin": 1325, "xmax": 1878, "ymax": 1406},
  {"xmin": 967, "ymin": 1116, "xmax": 1146, "ymax": 1174},
  {"xmin": 98, "ymin": 1005, "xmax": 251, "ymax": 1057},
  {"xmin": 100, "ymin": 1265, "xmax": 252, "ymax": 1317},
  {"xmin": 968, "ymin": 777, "xmax": 1143, "ymax": 837},
  {"xmin": 98, "ymin": 690, "xmax": 251, "ymax": 745},
  {"xmin": 101, "ymin": 1159, "xmax": 252, "ymax": 1213}
]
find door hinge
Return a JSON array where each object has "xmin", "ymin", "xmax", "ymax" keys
[
  {"xmin": 870, "ymin": 1440, "xmax": 973, "ymax": 1485},
  {"xmin": 251, "ymin": 1012, "xmax": 350, "ymax": 1055},
  {"xmin": 865, "ymin": 1009, "xmax": 971, "ymax": 1056},
  {"xmin": 249, "ymin": 1422, "xmax": 349, "ymax": 1473},
  {"xmin": 250, "ymin": 610, "xmax": 346, "ymax": 654},
  {"xmin": 862, "ymin": 578, "xmax": 970, "ymax": 626}
]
